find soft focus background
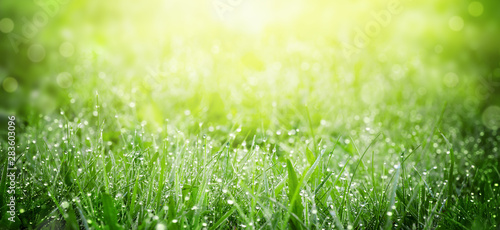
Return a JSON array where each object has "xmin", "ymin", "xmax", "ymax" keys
[
  {"xmin": 1, "ymin": 0, "xmax": 499, "ymax": 124},
  {"xmin": 1, "ymin": 0, "xmax": 500, "ymax": 229}
]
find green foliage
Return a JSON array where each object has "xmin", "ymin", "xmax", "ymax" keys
[
  {"xmin": 286, "ymin": 159, "xmax": 304, "ymax": 229},
  {"xmin": 1, "ymin": 0, "xmax": 500, "ymax": 229},
  {"xmin": 101, "ymin": 193, "xmax": 121, "ymax": 230}
]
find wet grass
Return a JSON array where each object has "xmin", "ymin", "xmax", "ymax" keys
[
  {"xmin": 2, "ymin": 79, "xmax": 500, "ymax": 230},
  {"xmin": 1, "ymin": 26, "xmax": 500, "ymax": 230}
]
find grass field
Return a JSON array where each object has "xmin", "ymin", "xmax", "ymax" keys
[{"xmin": 1, "ymin": 0, "xmax": 500, "ymax": 229}]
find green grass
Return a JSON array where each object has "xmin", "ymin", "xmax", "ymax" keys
[
  {"xmin": 1, "ymin": 1, "xmax": 500, "ymax": 229},
  {"xmin": 1, "ymin": 61, "xmax": 499, "ymax": 229}
]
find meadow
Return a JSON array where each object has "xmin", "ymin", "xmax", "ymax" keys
[{"xmin": 0, "ymin": 0, "xmax": 500, "ymax": 229}]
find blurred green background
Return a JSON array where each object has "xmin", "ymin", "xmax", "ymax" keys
[{"xmin": 0, "ymin": 0, "xmax": 499, "ymax": 137}]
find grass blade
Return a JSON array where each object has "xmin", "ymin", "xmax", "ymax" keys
[
  {"xmin": 101, "ymin": 192, "xmax": 121, "ymax": 230},
  {"xmin": 209, "ymin": 207, "xmax": 236, "ymax": 230}
]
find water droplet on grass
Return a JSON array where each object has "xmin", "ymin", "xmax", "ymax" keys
[
  {"xmin": 61, "ymin": 201, "xmax": 69, "ymax": 209},
  {"xmin": 156, "ymin": 223, "xmax": 166, "ymax": 230}
]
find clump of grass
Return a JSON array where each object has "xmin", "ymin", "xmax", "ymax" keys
[{"xmin": 2, "ymin": 100, "xmax": 498, "ymax": 229}]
